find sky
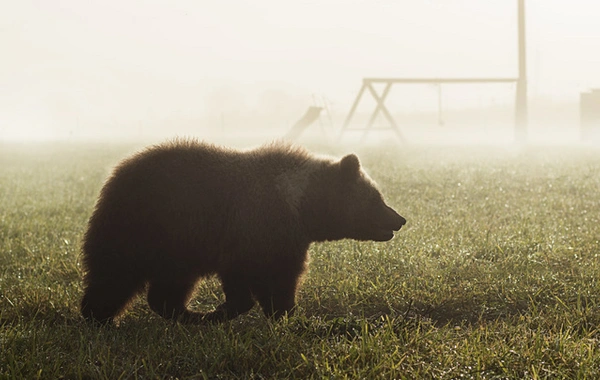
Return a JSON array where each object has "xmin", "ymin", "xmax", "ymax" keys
[{"xmin": 1, "ymin": 0, "xmax": 599, "ymax": 139}]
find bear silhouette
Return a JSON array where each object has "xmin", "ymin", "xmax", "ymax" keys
[{"xmin": 81, "ymin": 140, "xmax": 406, "ymax": 324}]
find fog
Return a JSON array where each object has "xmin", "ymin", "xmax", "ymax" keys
[{"xmin": 2, "ymin": 0, "xmax": 600, "ymax": 144}]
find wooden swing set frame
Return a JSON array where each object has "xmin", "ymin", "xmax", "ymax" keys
[
  {"xmin": 338, "ymin": 0, "xmax": 528, "ymax": 143},
  {"xmin": 338, "ymin": 77, "xmax": 519, "ymax": 143}
]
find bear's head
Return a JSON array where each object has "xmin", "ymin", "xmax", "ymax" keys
[{"xmin": 303, "ymin": 153, "xmax": 406, "ymax": 242}]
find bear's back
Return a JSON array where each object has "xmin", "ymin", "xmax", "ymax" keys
[{"xmin": 85, "ymin": 140, "xmax": 319, "ymax": 265}]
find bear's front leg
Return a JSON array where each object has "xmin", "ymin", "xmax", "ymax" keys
[
  {"xmin": 251, "ymin": 275, "xmax": 299, "ymax": 319},
  {"xmin": 202, "ymin": 273, "xmax": 256, "ymax": 323},
  {"xmin": 147, "ymin": 277, "xmax": 204, "ymax": 322}
]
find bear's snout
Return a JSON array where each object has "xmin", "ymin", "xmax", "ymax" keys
[
  {"xmin": 366, "ymin": 205, "xmax": 406, "ymax": 242},
  {"xmin": 386, "ymin": 205, "xmax": 406, "ymax": 231}
]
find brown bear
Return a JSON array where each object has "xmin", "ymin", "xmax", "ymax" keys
[{"xmin": 80, "ymin": 139, "xmax": 406, "ymax": 324}]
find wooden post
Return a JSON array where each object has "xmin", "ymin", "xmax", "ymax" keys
[
  {"xmin": 338, "ymin": 82, "xmax": 367, "ymax": 142},
  {"xmin": 515, "ymin": 0, "xmax": 528, "ymax": 143}
]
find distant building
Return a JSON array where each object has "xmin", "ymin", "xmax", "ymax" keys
[{"xmin": 580, "ymin": 89, "xmax": 600, "ymax": 141}]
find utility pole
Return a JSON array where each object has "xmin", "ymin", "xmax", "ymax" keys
[{"xmin": 515, "ymin": 0, "xmax": 528, "ymax": 143}]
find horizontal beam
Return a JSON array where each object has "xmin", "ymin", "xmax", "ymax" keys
[{"xmin": 364, "ymin": 77, "xmax": 519, "ymax": 84}]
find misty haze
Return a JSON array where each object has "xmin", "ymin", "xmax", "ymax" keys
[
  {"xmin": 2, "ymin": 0, "xmax": 599, "ymax": 144},
  {"xmin": 2, "ymin": 1, "xmax": 600, "ymax": 379}
]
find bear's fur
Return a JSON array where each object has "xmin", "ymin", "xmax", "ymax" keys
[{"xmin": 81, "ymin": 139, "xmax": 406, "ymax": 324}]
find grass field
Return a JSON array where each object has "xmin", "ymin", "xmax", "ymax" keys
[{"xmin": 1, "ymin": 141, "xmax": 600, "ymax": 379}]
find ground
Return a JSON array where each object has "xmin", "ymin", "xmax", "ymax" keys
[{"xmin": 1, "ymin": 141, "xmax": 600, "ymax": 378}]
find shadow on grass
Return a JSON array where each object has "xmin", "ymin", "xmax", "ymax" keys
[
  {"xmin": 409, "ymin": 298, "xmax": 531, "ymax": 327},
  {"xmin": 301, "ymin": 294, "xmax": 539, "ymax": 330},
  {"xmin": 4, "ymin": 292, "xmax": 597, "ymax": 339},
  {"xmin": 301, "ymin": 291, "xmax": 600, "ymax": 335}
]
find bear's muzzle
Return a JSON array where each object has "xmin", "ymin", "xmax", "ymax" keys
[{"xmin": 370, "ymin": 205, "xmax": 406, "ymax": 241}]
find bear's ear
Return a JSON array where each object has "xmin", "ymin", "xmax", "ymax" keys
[{"xmin": 340, "ymin": 154, "xmax": 360, "ymax": 179}]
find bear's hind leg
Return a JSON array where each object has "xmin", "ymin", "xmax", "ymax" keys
[
  {"xmin": 202, "ymin": 273, "xmax": 255, "ymax": 322},
  {"xmin": 81, "ymin": 273, "xmax": 145, "ymax": 325}
]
